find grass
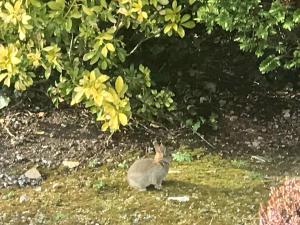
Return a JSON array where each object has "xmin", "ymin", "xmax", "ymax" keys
[{"xmin": 0, "ymin": 147, "xmax": 290, "ymax": 225}]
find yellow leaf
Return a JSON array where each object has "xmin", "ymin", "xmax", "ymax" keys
[
  {"xmin": 4, "ymin": 76, "xmax": 11, "ymax": 87},
  {"xmin": 117, "ymin": 7, "xmax": 128, "ymax": 16},
  {"xmin": 110, "ymin": 115, "xmax": 119, "ymax": 130},
  {"xmin": 101, "ymin": 122, "xmax": 109, "ymax": 131},
  {"xmin": 173, "ymin": 23, "xmax": 178, "ymax": 31},
  {"xmin": 103, "ymin": 90, "xmax": 114, "ymax": 102},
  {"xmin": 91, "ymin": 87, "xmax": 99, "ymax": 99},
  {"xmin": 108, "ymin": 87, "xmax": 119, "ymax": 102},
  {"xmin": 11, "ymin": 56, "xmax": 21, "ymax": 65},
  {"xmin": 4, "ymin": 3, "xmax": 13, "ymax": 13},
  {"xmin": 0, "ymin": 73, "xmax": 7, "ymax": 82},
  {"xmin": 98, "ymin": 74, "xmax": 110, "ymax": 83},
  {"xmin": 106, "ymin": 43, "xmax": 115, "ymax": 52},
  {"xmin": 119, "ymin": 113, "xmax": 128, "ymax": 126},
  {"xmin": 102, "ymin": 33, "xmax": 113, "ymax": 40},
  {"xmin": 115, "ymin": 76, "xmax": 124, "ymax": 95},
  {"xmin": 94, "ymin": 94, "xmax": 104, "ymax": 106},
  {"xmin": 43, "ymin": 46, "xmax": 54, "ymax": 52},
  {"xmin": 142, "ymin": 11, "xmax": 148, "ymax": 19},
  {"xmin": 71, "ymin": 87, "xmax": 84, "ymax": 105},
  {"xmin": 101, "ymin": 46, "xmax": 108, "ymax": 57},
  {"xmin": 82, "ymin": 5, "xmax": 94, "ymax": 15},
  {"xmin": 90, "ymin": 70, "xmax": 96, "ymax": 81}
]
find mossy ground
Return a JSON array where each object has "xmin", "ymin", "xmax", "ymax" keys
[{"xmin": 0, "ymin": 147, "xmax": 294, "ymax": 225}]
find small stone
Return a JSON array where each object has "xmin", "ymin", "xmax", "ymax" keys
[
  {"xmin": 24, "ymin": 167, "xmax": 42, "ymax": 180},
  {"xmin": 106, "ymin": 158, "xmax": 113, "ymax": 163},
  {"xmin": 62, "ymin": 160, "xmax": 80, "ymax": 169},
  {"xmin": 52, "ymin": 183, "xmax": 63, "ymax": 189},
  {"xmin": 283, "ymin": 109, "xmax": 290, "ymax": 118},
  {"xmin": 19, "ymin": 194, "xmax": 29, "ymax": 203},
  {"xmin": 167, "ymin": 196, "xmax": 190, "ymax": 202},
  {"xmin": 34, "ymin": 186, "xmax": 42, "ymax": 192}
]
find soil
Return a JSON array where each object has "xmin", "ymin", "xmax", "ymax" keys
[{"xmin": 1, "ymin": 82, "xmax": 299, "ymax": 182}]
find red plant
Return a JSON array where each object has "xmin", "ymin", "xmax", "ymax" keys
[{"xmin": 259, "ymin": 178, "xmax": 300, "ymax": 225}]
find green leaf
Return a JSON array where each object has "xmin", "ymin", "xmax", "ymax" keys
[
  {"xmin": 100, "ymin": 0, "xmax": 107, "ymax": 8},
  {"xmin": 259, "ymin": 55, "xmax": 281, "ymax": 74},
  {"xmin": 115, "ymin": 76, "xmax": 124, "ymax": 95},
  {"xmin": 189, "ymin": 0, "xmax": 196, "ymax": 5},
  {"xmin": 181, "ymin": 14, "xmax": 191, "ymax": 23},
  {"xmin": 71, "ymin": 87, "xmax": 84, "ymax": 105},
  {"xmin": 293, "ymin": 9, "xmax": 300, "ymax": 23},
  {"xmin": 47, "ymin": 0, "xmax": 64, "ymax": 11},
  {"xmin": 159, "ymin": 0, "xmax": 169, "ymax": 5},
  {"xmin": 172, "ymin": 0, "xmax": 177, "ymax": 10},
  {"xmin": 283, "ymin": 20, "xmax": 294, "ymax": 31},
  {"xmin": 164, "ymin": 23, "xmax": 173, "ymax": 33},
  {"xmin": 177, "ymin": 26, "xmax": 185, "ymax": 38},
  {"xmin": 108, "ymin": 14, "xmax": 117, "ymax": 23},
  {"xmin": 70, "ymin": 8, "xmax": 82, "ymax": 18},
  {"xmin": 83, "ymin": 51, "xmax": 95, "ymax": 61},
  {"xmin": 45, "ymin": 67, "xmax": 51, "ymax": 79},
  {"xmin": 181, "ymin": 21, "xmax": 195, "ymax": 29},
  {"xmin": 82, "ymin": 6, "xmax": 94, "ymax": 15},
  {"xmin": 90, "ymin": 51, "xmax": 101, "ymax": 65},
  {"xmin": 101, "ymin": 60, "xmax": 108, "ymax": 70},
  {"xmin": 65, "ymin": 18, "xmax": 72, "ymax": 32},
  {"xmin": 29, "ymin": 0, "xmax": 41, "ymax": 7}
]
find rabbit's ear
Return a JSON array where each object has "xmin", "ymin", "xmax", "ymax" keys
[
  {"xmin": 153, "ymin": 141, "xmax": 161, "ymax": 153},
  {"xmin": 160, "ymin": 144, "xmax": 166, "ymax": 155},
  {"xmin": 153, "ymin": 141, "xmax": 163, "ymax": 162}
]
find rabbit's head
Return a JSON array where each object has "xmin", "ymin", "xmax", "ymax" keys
[{"xmin": 153, "ymin": 141, "xmax": 172, "ymax": 164}]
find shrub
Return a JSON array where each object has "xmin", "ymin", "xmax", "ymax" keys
[
  {"xmin": 196, "ymin": 0, "xmax": 300, "ymax": 74},
  {"xmin": 259, "ymin": 178, "xmax": 300, "ymax": 225},
  {"xmin": 1, "ymin": 0, "xmax": 300, "ymax": 132},
  {"xmin": 0, "ymin": 0, "xmax": 188, "ymax": 131}
]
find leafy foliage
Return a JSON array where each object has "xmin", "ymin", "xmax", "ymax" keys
[
  {"xmin": 0, "ymin": 0, "xmax": 183, "ymax": 131},
  {"xmin": 196, "ymin": 0, "xmax": 300, "ymax": 73},
  {"xmin": 172, "ymin": 151, "xmax": 193, "ymax": 162},
  {"xmin": 1, "ymin": 0, "xmax": 300, "ymax": 131}
]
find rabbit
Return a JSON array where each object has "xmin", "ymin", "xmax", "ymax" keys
[{"xmin": 127, "ymin": 141, "xmax": 172, "ymax": 191}]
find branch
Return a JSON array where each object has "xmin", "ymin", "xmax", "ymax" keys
[{"xmin": 128, "ymin": 31, "xmax": 161, "ymax": 56}]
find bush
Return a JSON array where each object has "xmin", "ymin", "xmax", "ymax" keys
[
  {"xmin": 259, "ymin": 178, "xmax": 300, "ymax": 225},
  {"xmin": 0, "ymin": 0, "xmax": 190, "ymax": 131},
  {"xmin": 1, "ymin": 0, "xmax": 300, "ymax": 132}
]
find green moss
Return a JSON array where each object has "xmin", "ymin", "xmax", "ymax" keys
[{"xmin": 0, "ymin": 150, "xmax": 281, "ymax": 225}]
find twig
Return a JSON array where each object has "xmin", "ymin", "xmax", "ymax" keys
[
  {"xmin": 194, "ymin": 131, "xmax": 216, "ymax": 149},
  {"xmin": 136, "ymin": 120, "xmax": 156, "ymax": 135},
  {"xmin": 129, "ymin": 36, "xmax": 152, "ymax": 55},
  {"xmin": 105, "ymin": 132, "xmax": 114, "ymax": 146},
  {"xmin": 209, "ymin": 217, "xmax": 214, "ymax": 225},
  {"xmin": 4, "ymin": 126, "xmax": 15, "ymax": 138},
  {"xmin": 128, "ymin": 31, "xmax": 161, "ymax": 55}
]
